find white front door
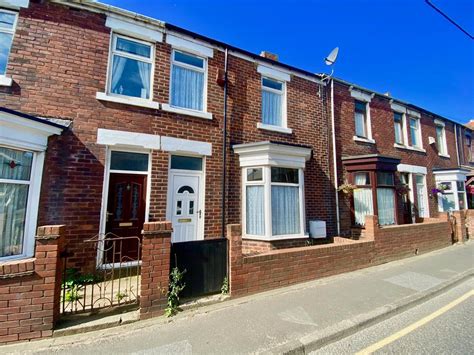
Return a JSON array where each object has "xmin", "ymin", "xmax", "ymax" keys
[
  {"xmin": 170, "ymin": 173, "xmax": 202, "ymax": 243},
  {"xmin": 415, "ymin": 175, "xmax": 428, "ymax": 218}
]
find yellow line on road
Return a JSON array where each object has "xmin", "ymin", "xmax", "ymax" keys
[{"xmin": 355, "ymin": 290, "xmax": 474, "ymax": 355}]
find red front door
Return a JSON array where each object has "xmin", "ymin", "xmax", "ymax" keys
[{"xmin": 105, "ymin": 173, "xmax": 147, "ymax": 263}]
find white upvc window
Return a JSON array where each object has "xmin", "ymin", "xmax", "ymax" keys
[
  {"xmin": 261, "ymin": 77, "xmax": 286, "ymax": 128},
  {"xmin": 0, "ymin": 146, "xmax": 37, "ymax": 260},
  {"xmin": 243, "ymin": 166, "xmax": 305, "ymax": 239},
  {"xmin": 354, "ymin": 100, "xmax": 369, "ymax": 139},
  {"xmin": 170, "ymin": 49, "xmax": 207, "ymax": 112},
  {"xmin": 435, "ymin": 120, "xmax": 448, "ymax": 156},
  {"xmin": 409, "ymin": 117, "xmax": 422, "ymax": 148},
  {"xmin": 434, "ymin": 170, "xmax": 468, "ymax": 212},
  {"xmin": 393, "ymin": 111, "xmax": 407, "ymax": 145},
  {"xmin": 0, "ymin": 9, "xmax": 18, "ymax": 77},
  {"xmin": 107, "ymin": 33, "xmax": 154, "ymax": 100}
]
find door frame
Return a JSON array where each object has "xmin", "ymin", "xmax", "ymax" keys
[
  {"xmin": 166, "ymin": 154, "xmax": 206, "ymax": 242},
  {"xmin": 97, "ymin": 146, "xmax": 152, "ymax": 268}
]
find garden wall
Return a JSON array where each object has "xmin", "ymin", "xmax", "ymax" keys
[
  {"xmin": 227, "ymin": 213, "xmax": 456, "ymax": 297},
  {"xmin": 0, "ymin": 226, "xmax": 65, "ymax": 345}
]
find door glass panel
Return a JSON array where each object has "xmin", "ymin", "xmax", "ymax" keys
[
  {"xmin": 177, "ymin": 185, "xmax": 194, "ymax": 194},
  {"xmin": 176, "ymin": 200, "xmax": 182, "ymax": 215},
  {"xmin": 110, "ymin": 151, "xmax": 148, "ymax": 171},
  {"xmin": 189, "ymin": 200, "xmax": 194, "ymax": 215},
  {"xmin": 115, "ymin": 183, "xmax": 124, "ymax": 220},
  {"xmin": 130, "ymin": 183, "xmax": 139, "ymax": 220},
  {"xmin": 170, "ymin": 156, "xmax": 202, "ymax": 171}
]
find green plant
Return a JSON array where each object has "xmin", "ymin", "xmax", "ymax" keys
[
  {"xmin": 116, "ymin": 291, "xmax": 128, "ymax": 301},
  {"xmin": 338, "ymin": 182, "xmax": 357, "ymax": 195},
  {"xmin": 221, "ymin": 276, "xmax": 229, "ymax": 295},
  {"xmin": 165, "ymin": 267, "xmax": 186, "ymax": 317},
  {"xmin": 62, "ymin": 268, "xmax": 102, "ymax": 303},
  {"xmin": 65, "ymin": 288, "xmax": 81, "ymax": 302}
]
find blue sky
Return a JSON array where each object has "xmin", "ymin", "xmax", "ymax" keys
[{"xmin": 102, "ymin": 0, "xmax": 474, "ymax": 123}]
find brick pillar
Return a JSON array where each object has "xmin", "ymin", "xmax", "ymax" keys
[
  {"xmin": 364, "ymin": 215, "xmax": 379, "ymax": 240},
  {"xmin": 451, "ymin": 210, "xmax": 467, "ymax": 243},
  {"xmin": 226, "ymin": 224, "xmax": 244, "ymax": 296},
  {"xmin": 34, "ymin": 225, "xmax": 66, "ymax": 333},
  {"xmin": 140, "ymin": 222, "xmax": 172, "ymax": 320}
]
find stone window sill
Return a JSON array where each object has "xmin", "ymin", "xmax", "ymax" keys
[
  {"xmin": 243, "ymin": 233, "xmax": 309, "ymax": 242},
  {"xmin": 0, "ymin": 75, "xmax": 13, "ymax": 87},
  {"xmin": 439, "ymin": 153, "xmax": 451, "ymax": 159},
  {"xmin": 96, "ymin": 92, "xmax": 160, "ymax": 110},
  {"xmin": 0, "ymin": 257, "xmax": 35, "ymax": 279},
  {"xmin": 161, "ymin": 103, "xmax": 213, "ymax": 120},
  {"xmin": 353, "ymin": 136, "xmax": 376, "ymax": 144},
  {"xmin": 257, "ymin": 122, "xmax": 293, "ymax": 134},
  {"xmin": 393, "ymin": 143, "xmax": 426, "ymax": 153}
]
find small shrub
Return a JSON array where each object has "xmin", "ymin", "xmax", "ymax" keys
[
  {"xmin": 221, "ymin": 276, "xmax": 229, "ymax": 295},
  {"xmin": 165, "ymin": 267, "xmax": 186, "ymax": 317}
]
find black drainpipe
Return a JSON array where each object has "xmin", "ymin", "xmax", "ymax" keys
[{"xmin": 221, "ymin": 48, "xmax": 229, "ymax": 238}]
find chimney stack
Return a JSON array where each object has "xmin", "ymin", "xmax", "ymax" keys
[{"xmin": 260, "ymin": 51, "xmax": 279, "ymax": 62}]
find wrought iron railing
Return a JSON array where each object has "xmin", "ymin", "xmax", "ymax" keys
[{"xmin": 60, "ymin": 233, "xmax": 141, "ymax": 315}]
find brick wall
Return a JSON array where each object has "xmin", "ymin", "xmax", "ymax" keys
[
  {"xmin": 227, "ymin": 213, "xmax": 455, "ymax": 297},
  {"xmin": 465, "ymin": 209, "xmax": 474, "ymax": 240},
  {"xmin": 364, "ymin": 215, "xmax": 453, "ymax": 264},
  {"xmin": 0, "ymin": 226, "xmax": 65, "ymax": 345},
  {"xmin": 140, "ymin": 222, "xmax": 172, "ymax": 320},
  {"xmin": 333, "ymin": 81, "xmax": 461, "ymax": 234}
]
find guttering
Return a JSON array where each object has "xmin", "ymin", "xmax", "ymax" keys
[{"xmin": 221, "ymin": 48, "xmax": 229, "ymax": 238}]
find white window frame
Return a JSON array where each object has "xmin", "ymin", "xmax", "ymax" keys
[
  {"xmin": 393, "ymin": 111, "xmax": 408, "ymax": 147},
  {"xmin": 350, "ymin": 88, "xmax": 374, "ymax": 144},
  {"xmin": 0, "ymin": 145, "xmax": 43, "ymax": 261},
  {"xmin": 242, "ymin": 166, "xmax": 306, "ymax": 240},
  {"xmin": 0, "ymin": 8, "xmax": 18, "ymax": 85},
  {"xmin": 260, "ymin": 76, "xmax": 287, "ymax": 129},
  {"xmin": 434, "ymin": 170, "xmax": 468, "ymax": 212},
  {"xmin": 409, "ymin": 116, "xmax": 423, "ymax": 149},
  {"xmin": 434, "ymin": 119, "xmax": 449, "ymax": 157},
  {"xmin": 169, "ymin": 49, "xmax": 208, "ymax": 113},
  {"xmin": 105, "ymin": 33, "xmax": 155, "ymax": 101}
]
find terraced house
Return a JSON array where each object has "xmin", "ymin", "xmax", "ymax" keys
[{"xmin": 0, "ymin": 0, "xmax": 471, "ymax": 345}]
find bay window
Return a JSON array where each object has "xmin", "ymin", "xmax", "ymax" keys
[
  {"xmin": 434, "ymin": 169, "xmax": 468, "ymax": 212},
  {"xmin": 235, "ymin": 142, "xmax": 310, "ymax": 240},
  {"xmin": 243, "ymin": 166, "xmax": 303, "ymax": 238},
  {"xmin": 108, "ymin": 34, "xmax": 153, "ymax": 100},
  {"xmin": 353, "ymin": 172, "xmax": 373, "ymax": 226},
  {"xmin": 0, "ymin": 147, "xmax": 32, "ymax": 257},
  {"xmin": 170, "ymin": 50, "xmax": 206, "ymax": 111},
  {"xmin": 0, "ymin": 9, "xmax": 17, "ymax": 77},
  {"xmin": 261, "ymin": 77, "xmax": 284, "ymax": 127},
  {"xmin": 376, "ymin": 172, "xmax": 396, "ymax": 225}
]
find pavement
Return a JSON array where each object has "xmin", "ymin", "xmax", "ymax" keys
[{"xmin": 2, "ymin": 241, "xmax": 473, "ymax": 354}]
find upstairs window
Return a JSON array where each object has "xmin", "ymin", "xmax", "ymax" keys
[
  {"xmin": 409, "ymin": 117, "xmax": 421, "ymax": 148},
  {"xmin": 466, "ymin": 133, "xmax": 472, "ymax": 162},
  {"xmin": 171, "ymin": 50, "xmax": 206, "ymax": 111},
  {"xmin": 108, "ymin": 34, "xmax": 153, "ymax": 99},
  {"xmin": 435, "ymin": 121, "xmax": 448, "ymax": 156},
  {"xmin": 394, "ymin": 112, "xmax": 404, "ymax": 144},
  {"xmin": 354, "ymin": 100, "xmax": 368, "ymax": 138},
  {"xmin": 0, "ymin": 9, "xmax": 17, "ymax": 76},
  {"xmin": 261, "ymin": 77, "xmax": 285, "ymax": 127}
]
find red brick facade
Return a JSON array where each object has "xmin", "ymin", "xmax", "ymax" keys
[{"xmin": 333, "ymin": 80, "xmax": 465, "ymax": 234}]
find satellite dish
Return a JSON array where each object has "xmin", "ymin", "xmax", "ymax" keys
[{"xmin": 325, "ymin": 47, "xmax": 339, "ymax": 66}]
